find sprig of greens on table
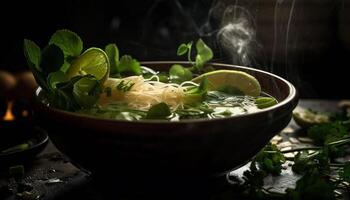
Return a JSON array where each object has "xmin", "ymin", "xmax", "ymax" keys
[{"xmin": 225, "ymin": 107, "xmax": 350, "ymax": 200}]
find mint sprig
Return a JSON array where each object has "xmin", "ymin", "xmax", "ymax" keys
[{"xmin": 49, "ymin": 29, "xmax": 83, "ymax": 59}]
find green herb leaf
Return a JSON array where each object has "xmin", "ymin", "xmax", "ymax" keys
[
  {"xmin": 177, "ymin": 43, "xmax": 189, "ymax": 56},
  {"xmin": 52, "ymin": 75, "xmax": 97, "ymax": 111},
  {"xmin": 73, "ymin": 76, "xmax": 101, "ymax": 108},
  {"xmin": 117, "ymin": 55, "xmax": 141, "ymax": 75},
  {"xmin": 286, "ymin": 169, "xmax": 335, "ymax": 200},
  {"xmin": 23, "ymin": 39, "xmax": 48, "ymax": 90},
  {"xmin": 184, "ymin": 78, "xmax": 208, "ymax": 104},
  {"xmin": 195, "ymin": 38, "xmax": 213, "ymax": 69},
  {"xmin": 308, "ymin": 121, "xmax": 348, "ymax": 145},
  {"xmin": 339, "ymin": 162, "xmax": 350, "ymax": 182},
  {"xmin": 146, "ymin": 103, "xmax": 171, "ymax": 119},
  {"xmin": 23, "ymin": 39, "xmax": 41, "ymax": 72},
  {"xmin": 105, "ymin": 43, "xmax": 119, "ymax": 75},
  {"xmin": 49, "ymin": 29, "xmax": 83, "ymax": 58},
  {"xmin": 47, "ymin": 70, "xmax": 68, "ymax": 89},
  {"xmin": 116, "ymin": 80, "xmax": 135, "ymax": 92},
  {"xmin": 292, "ymin": 150, "xmax": 320, "ymax": 174},
  {"xmin": 253, "ymin": 143, "xmax": 286, "ymax": 175},
  {"xmin": 255, "ymin": 97, "xmax": 278, "ymax": 109},
  {"xmin": 169, "ymin": 64, "xmax": 193, "ymax": 84},
  {"xmin": 41, "ymin": 44, "xmax": 65, "ymax": 75},
  {"xmin": 175, "ymin": 104, "xmax": 213, "ymax": 119},
  {"xmin": 177, "ymin": 41, "xmax": 193, "ymax": 62}
]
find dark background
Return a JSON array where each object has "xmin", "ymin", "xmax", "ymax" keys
[{"xmin": 0, "ymin": 0, "xmax": 349, "ymax": 98}]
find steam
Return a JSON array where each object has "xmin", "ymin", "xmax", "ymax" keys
[{"xmin": 216, "ymin": 4, "xmax": 262, "ymax": 67}]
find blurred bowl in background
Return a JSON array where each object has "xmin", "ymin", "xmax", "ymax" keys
[{"xmin": 0, "ymin": 70, "xmax": 17, "ymax": 97}]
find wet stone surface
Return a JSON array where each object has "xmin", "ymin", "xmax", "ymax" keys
[{"xmin": 0, "ymin": 100, "xmax": 348, "ymax": 199}]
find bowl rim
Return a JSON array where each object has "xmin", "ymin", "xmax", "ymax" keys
[
  {"xmin": 35, "ymin": 61, "xmax": 298, "ymax": 124},
  {"xmin": 0, "ymin": 125, "xmax": 49, "ymax": 157}
]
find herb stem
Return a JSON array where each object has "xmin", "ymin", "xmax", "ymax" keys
[
  {"xmin": 187, "ymin": 45, "xmax": 192, "ymax": 63},
  {"xmin": 326, "ymin": 137, "xmax": 350, "ymax": 146},
  {"xmin": 281, "ymin": 147, "xmax": 322, "ymax": 154}
]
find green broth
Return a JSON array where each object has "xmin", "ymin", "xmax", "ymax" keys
[{"xmin": 77, "ymin": 91, "xmax": 273, "ymax": 121}]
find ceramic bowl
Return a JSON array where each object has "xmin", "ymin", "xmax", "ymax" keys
[{"xmin": 33, "ymin": 62, "xmax": 298, "ymax": 178}]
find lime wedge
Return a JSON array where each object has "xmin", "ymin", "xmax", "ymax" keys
[
  {"xmin": 293, "ymin": 107, "xmax": 330, "ymax": 128},
  {"xmin": 66, "ymin": 47, "xmax": 110, "ymax": 83},
  {"xmin": 191, "ymin": 70, "xmax": 261, "ymax": 97}
]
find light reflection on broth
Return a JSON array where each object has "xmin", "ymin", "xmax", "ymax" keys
[{"xmin": 78, "ymin": 91, "xmax": 274, "ymax": 121}]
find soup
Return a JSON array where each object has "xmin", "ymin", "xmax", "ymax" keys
[
  {"xmin": 24, "ymin": 29, "xmax": 277, "ymax": 121},
  {"xmin": 76, "ymin": 71, "xmax": 276, "ymax": 121}
]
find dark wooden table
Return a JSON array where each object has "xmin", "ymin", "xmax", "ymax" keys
[{"xmin": 0, "ymin": 99, "xmax": 345, "ymax": 199}]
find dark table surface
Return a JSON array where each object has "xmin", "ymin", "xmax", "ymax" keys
[{"xmin": 0, "ymin": 99, "xmax": 347, "ymax": 200}]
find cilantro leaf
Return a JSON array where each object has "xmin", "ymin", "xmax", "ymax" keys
[
  {"xmin": 253, "ymin": 143, "xmax": 286, "ymax": 175},
  {"xmin": 105, "ymin": 43, "xmax": 119, "ymax": 75},
  {"xmin": 117, "ymin": 55, "xmax": 141, "ymax": 75},
  {"xmin": 286, "ymin": 169, "xmax": 335, "ymax": 200},
  {"xmin": 308, "ymin": 121, "xmax": 348, "ymax": 145},
  {"xmin": 169, "ymin": 64, "xmax": 193, "ymax": 84},
  {"xmin": 49, "ymin": 29, "xmax": 83, "ymax": 58},
  {"xmin": 145, "ymin": 103, "xmax": 171, "ymax": 119}
]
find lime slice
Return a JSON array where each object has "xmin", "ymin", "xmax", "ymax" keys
[
  {"xmin": 191, "ymin": 70, "xmax": 261, "ymax": 97},
  {"xmin": 293, "ymin": 107, "xmax": 330, "ymax": 128},
  {"xmin": 66, "ymin": 47, "xmax": 110, "ymax": 83}
]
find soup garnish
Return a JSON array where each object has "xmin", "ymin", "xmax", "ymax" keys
[{"xmin": 24, "ymin": 29, "xmax": 277, "ymax": 121}]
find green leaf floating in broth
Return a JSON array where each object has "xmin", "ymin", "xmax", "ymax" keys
[
  {"xmin": 146, "ymin": 103, "xmax": 172, "ymax": 119},
  {"xmin": 255, "ymin": 97, "xmax": 277, "ymax": 109}
]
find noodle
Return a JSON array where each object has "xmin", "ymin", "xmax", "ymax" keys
[{"xmin": 98, "ymin": 76, "xmax": 188, "ymax": 111}]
